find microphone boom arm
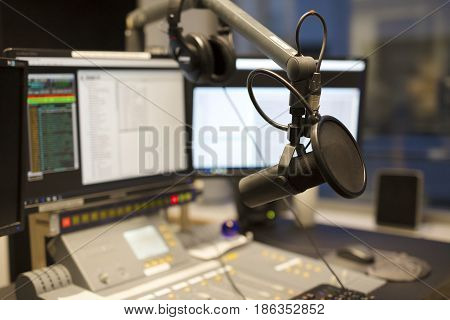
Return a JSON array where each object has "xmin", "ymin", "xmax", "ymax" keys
[{"xmin": 125, "ymin": 0, "xmax": 324, "ymax": 190}]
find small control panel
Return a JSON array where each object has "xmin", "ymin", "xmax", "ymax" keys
[{"xmin": 49, "ymin": 215, "xmax": 190, "ymax": 292}]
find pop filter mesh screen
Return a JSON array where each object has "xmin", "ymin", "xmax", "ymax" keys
[{"xmin": 317, "ymin": 119, "xmax": 365, "ymax": 196}]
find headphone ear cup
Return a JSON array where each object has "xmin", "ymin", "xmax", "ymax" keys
[
  {"xmin": 208, "ymin": 34, "xmax": 236, "ymax": 83},
  {"xmin": 184, "ymin": 33, "xmax": 214, "ymax": 83}
]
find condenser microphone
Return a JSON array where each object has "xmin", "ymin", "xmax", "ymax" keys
[{"xmin": 239, "ymin": 116, "xmax": 367, "ymax": 208}]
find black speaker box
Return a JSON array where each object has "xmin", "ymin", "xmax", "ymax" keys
[{"xmin": 375, "ymin": 169, "xmax": 424, "ymax": 229}]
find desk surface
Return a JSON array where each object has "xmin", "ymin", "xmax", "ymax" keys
[
  {"xmin": 251, "ymin": 220, "xmax": 450, "ymax": 300},
  {"xmin": 2, "ymin": 220, "xmax": 450, "ymax": 300}
]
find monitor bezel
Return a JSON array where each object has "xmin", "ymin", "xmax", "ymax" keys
[{"xmin": 0, "ymin": 58, "xmax": 28, "ymax": 237}]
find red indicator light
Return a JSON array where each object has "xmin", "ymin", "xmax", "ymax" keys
[
  {"xmin": 61, "ymin": 217, "xmax": 71, "ymax": 228},
  {"xmin": 170, "ymin": 195, "xmax": 179, "ymax": 204}
]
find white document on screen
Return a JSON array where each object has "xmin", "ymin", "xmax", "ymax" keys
[
  {"xmin": 77, "ymin": 70, "xmax": 187, "ymax": 185},
  {"xmin": 192, "ymin": 86, "xmax": 360, "ymax": 170}
]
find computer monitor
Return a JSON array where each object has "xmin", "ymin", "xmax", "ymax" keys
[
  {"xmin": 188, "ymin": 58, "xmax": 366, "ymax": 175},
  {"xmin": 8, "ymin": 54, "xmax": 189, "ymax": 217},
  {"xmin": 0, "ymin": 59, "xmax": 27, "ymax": 236},
  {"xmin": 4, "ymin": 51, "xmax": 194, "ymax": 278}
]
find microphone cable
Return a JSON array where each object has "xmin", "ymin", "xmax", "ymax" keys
[
  {"xmin": 295, "ymin": 10, "xmax": 327, "ymax": 71},
  {"xmin": 181, "ymin": 226, "xmax": 248, "ymax": 300},
  {"xmin": 247, "ymin": 68, "xmax": 313, "ymax": 132},
  {"xmin": 281, "ymin": 198, "xmax": 347, "ymax": 290}
]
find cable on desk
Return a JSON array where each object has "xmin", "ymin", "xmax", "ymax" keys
[
  {"xmin": 282, "ymin": 197, "xmax": 347, "ymax": 291},
  {"xmin": 181, "ymin": 227, "xmax": 247, "ymax": 300},
  {"xmin": 217, "ymin": 256, "xmax": 247, "ymax": 300}
]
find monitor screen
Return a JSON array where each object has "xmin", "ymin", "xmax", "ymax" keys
[
  {"xmin": 188, "ymin": 58, "xmax": 366, "ymax": 175},
  {"xmin": 27, "ymin": 73, "xmax": 79, "ymax": 176},
  {"xmin": 123, "ymin": 225, "xmax": 169, "ymax": 260},
  {"xmin": 17, "ymin": 57, "xmax": 188, "ymax": 213},
  {"xmin": 0, "ymin": 59, "xmax": 27, "ymax": 236},
  {"xmin": 77, "ymin": 69, "xmax": 185, "ymax": 185}
]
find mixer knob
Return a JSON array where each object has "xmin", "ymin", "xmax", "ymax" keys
[
  {"xmin": 221, "ymin": 220, "xmax": 240, "ymax": 237},
  {"xmin": 99, "ymin": 272, "xmax": 109, "ymax": 284}
]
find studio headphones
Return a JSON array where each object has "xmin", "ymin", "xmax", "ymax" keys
[{"xmin": 167, "ymin": 0, "xmax": 236, "ymax": 84}]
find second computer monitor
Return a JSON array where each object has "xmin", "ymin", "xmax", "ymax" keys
[{"xmin": 189, "ymin": 58, "xmax": 366, "ymax": 175}]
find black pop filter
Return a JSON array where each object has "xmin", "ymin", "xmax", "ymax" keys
[{"xmin": 239, "ymin": 116, "xmax": 367, "ymax": 208}]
